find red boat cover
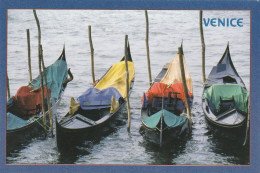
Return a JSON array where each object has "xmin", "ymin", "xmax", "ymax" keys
[
  {"xmin": 13, "ymin": 86, "xmax": 51, "ymax": 116},
  {"xmin": 142, "ymin": 82, "xmax": 193, "ymax": 104}
]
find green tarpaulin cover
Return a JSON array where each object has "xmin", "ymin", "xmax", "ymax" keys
[
  {"xmin": 142, "ymin": 109, "xmax": 187, "ymax": 129},
  {"xmin": 7, "ymin": 112, "xmax": 28, "ymax": 130},
  {"xmin": 32, "ymin": 59, "xmax": 68, "ymax": 99},
  {"xmin": 203, "ymin": 84, "xmax": 249, "ymax": 113}
]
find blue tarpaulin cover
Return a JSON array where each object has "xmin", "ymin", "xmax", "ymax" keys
[
  {"xmin": 78, "ymin": 87, "xmax": 122, "ymax": 110},
  {"xmin": 142, "ymin": 109, "xmax": 187, "ymax": 129}
]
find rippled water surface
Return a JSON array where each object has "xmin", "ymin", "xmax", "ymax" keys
[{"xmin": 7, "ymin": 10, "xmax": 250, "ymax": 165}]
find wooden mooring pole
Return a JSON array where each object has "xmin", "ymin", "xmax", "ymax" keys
[
  {"xmin": 6, "ymin": 74, "xmax": 10, "ymax": 99},
  {"xmin": 33, "ymin": 9, "xmax": 47, "ymax": 132},
  {"xmin": 178, "ymin": 46, "xmax": 192, "ymax": 129},
  {"xmin": 145, "ymin": 10, "xmax": 152, "ymax": 86},
  {"xmin": 40, "ymin": 45, "xmax": 54, "ymax": 137},
  {"xmin": 27, "ymin": 29, "xmax": 32, "ymax": 82},
  {"xmin": 88, "ymin": 25, "xmax": 95, "ymax": 83},
  {"xmin": 200, "ymin": 10, "xmax": 206, "ymax": 85},
  {"xmin": 243, "ymin": 97, "xmax": 250, "ymax": 146},
  {"xmin": 125, "ymin": 35, "xmax": 131, "ymax": 132}
]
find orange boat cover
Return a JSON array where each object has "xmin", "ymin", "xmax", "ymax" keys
[
  {"xmin": 160, "ymin": 53, "xmax": 193, "ymax": 93},
  {"xmin": 142, "ymin": 82, "xmax": 193, "ymax": 104},
  {"xmin": 13, "ymin": 86, "xmax": 51, "ymax": 116}
]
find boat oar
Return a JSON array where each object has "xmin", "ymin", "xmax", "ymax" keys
[
  {"xmin": 243, "ymin": 98, "xmax": 250, "ymax": 146},
  {"xmin": 178, "ymin": 46, "xmax": 192, "ymax": 130},
  {"xmin": 200, "ymin": 10, "xmax": 206, "ymax": 85},
  {"xmin": 40, "ymin": 44, "xmax": 54, "ymax": 137},
  {"xmin": 88, "ymin": 25, "xmax": 95, "ymax": 84},
  {"xmin": 145, "ymin": 10, "xmax": 152, "ymax": 86},
  {"xmin": 27, "ymin": 29, "xmax": 32, "ymax": 82},
  {"xmin": 33, "ymin": 9, "xmax": 47, "ymax": 134},
  {"xmin": 125, "ymin": 35, "xmax": 131, "ymax": 132}
]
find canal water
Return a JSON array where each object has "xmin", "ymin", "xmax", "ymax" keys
[{"xmin": 6, "ymin": 10, "xmax": 250, "ymax": 165}]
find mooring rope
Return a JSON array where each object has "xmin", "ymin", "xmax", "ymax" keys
[{"xmin": 31, "ymin": 116, "xmax": 50, "ymax": 132}]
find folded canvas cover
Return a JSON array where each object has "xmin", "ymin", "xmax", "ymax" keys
[
  {"xmin": 142, "ymin": 109, "xmax": 187, "ymax": 129},
  {"xmin": 204, "ymin": 84, "xmax": 249, "ymax": 113},
  {"xmin": 13, "ymin": 86, "xmax": 51, "ymax": 116},
  {"xmin": 7, "ymin": 112, "xmax": 28, "ymax": 130},
  {"xmin": 143, "ymin": 82, "xmax": 193, "ymax": 105},
  {"xmin": 78, "ymin": 87, "xmax": 122, "ymax": 110},
  {"xmin": 95, "ymin": 61, "xmax": 135, "ymax": 98},
  {"xmin": 160, "ymin": 53, "xmax": 193, "ymax": 93},
  {"xmin": 32, "ymin": 59, "xmax": 68, "ymax": 99}
]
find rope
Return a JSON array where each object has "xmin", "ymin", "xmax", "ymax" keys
[{"xmin": 31, "ymin": 116, "xmax": 50, "ymax": 131}]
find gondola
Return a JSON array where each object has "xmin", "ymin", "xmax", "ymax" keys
[
  {"xmin": 7, "ymin": 47, "xmax": 72, "ymax": 153},
  {"xmin": 56, "ymin": 42, "xmax": 135, "ymax": 151},
  {"xmin": 140, "ymin": 46, "xmax": 193, "ymax": 146},
  {"xmin": 202, "ymin": 44, "xmax": 249, "ymax": 141}
]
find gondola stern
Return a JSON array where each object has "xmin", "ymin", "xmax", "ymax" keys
[
  {"xmin": 218, "ymin": 42, "xmax": 231, "ymax": 64},
  {"xmin": 58, "ymin": 45, "xmax": 66, "ymax": 61},
  {"xmin": 120, "ymin": 40, "xmax": 133, "ymax": 62}
]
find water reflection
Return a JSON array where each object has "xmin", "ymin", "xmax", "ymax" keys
[
  {"xmin": 57, "ymin": 143, "xmax": 92, "ymax": 164},
  {"xmin": 57, "ymin": 112, "xmax": 128, "ymax": 164},
  {"xmin": 139, "ymin": 137, "xmax": 190, "ymax": 165},
  {"xmin": 207, "ymin": 128, "xmax": 249, "ymax": 165}
]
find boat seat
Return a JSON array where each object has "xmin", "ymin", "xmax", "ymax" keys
[
  {"xmin": 216, "ymin": 108, "xmax": 236, "ymax": 120},
  {"xmin": 75, "ymin": 114, "xmax": 96, "ymax": 125},
  {"xmin": 218, "ymin": 96, "xmax": 235, "ymax": 113},
  {"xmin": 151, "ymin": 96, "xmax": 178, "ymax": 113}
]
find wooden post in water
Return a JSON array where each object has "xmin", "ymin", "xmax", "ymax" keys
[
  {"xmin": 6, "ymin": 74, "xmax": 10, "ymax": 99},
  {"xmin": 33, "ymin": 9, "xmax": 47, "ymax": 131},
  {"xmin": 243, "ymin": 97, "xmax": 250, "ymax": 146},
  {"xmin": 88, "ymin": 25, "xmax": 95, "ymax": 83},
  {"xmin": 178, "ymin": 46, "xmax": 192, "ymax": 129},
  {"xmin": 200, "ymin": 10, "xmax": 206, "ymax": 84},
  {"xmin": 40, "ymin": 45, "xmax": 53, "ymax": 137},
  {"xmin": 125, "ymin": 35, "xmax": 131, "ymax": 132},
  {"xmin": 145, "ymin": 10, "xmax": 152, "ymax": 86},
  {"xmin": 27, "ymin": 29, "xmax": 32, "ymax": 82},
  {"xmin": 38, "ymin": 44, "xmax": 47, "ymax": 130}
]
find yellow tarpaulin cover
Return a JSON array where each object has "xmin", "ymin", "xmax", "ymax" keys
[
  {"xmin": 160, "ymin": 53, "xmax": 193, "ymax": 93},
  {"xmin": 95, "ymin": 61, "xmax": 135, "ymax": 98}
]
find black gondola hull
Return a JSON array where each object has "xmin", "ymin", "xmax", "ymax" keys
[
  {"xmin": 56, "ymin": 43, "xmax": 134, "ymax": 151},
  {"xmin": 202, "ymin": 102, "xmax": 247, "ymax": 141},
  {"xmin": 6, "ymin": 116, "xmax": 45, "ymax": 154},
  {"xmin": 6, "ymin": 48, "xmax": 69, "ymax": 153},
  {"xmin": 56, "ymin": 104, "xmax": 126, "ymax": 151},
  {"xmin": 140, "ymin": 50, "xmax": 193, "ymax": 146},
  {"xmin": 202, "ymin": 45, "xmax": 249, "ymax": 143}
]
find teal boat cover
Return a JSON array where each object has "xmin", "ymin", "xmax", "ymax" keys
[
  {"xmin": 204, "ymin": 84, "xmax": 249, "ymax": 113},
  {"xmin": 7, "ymin": 112, "xmax": 28, "ymax": 130},
  {"xmin": 142, "ymin": 109, "xmax": 187, "ymax": 129},
  {"xmin": 32, "ymin": 59, "xmax": 68, "ymax": 99}
]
